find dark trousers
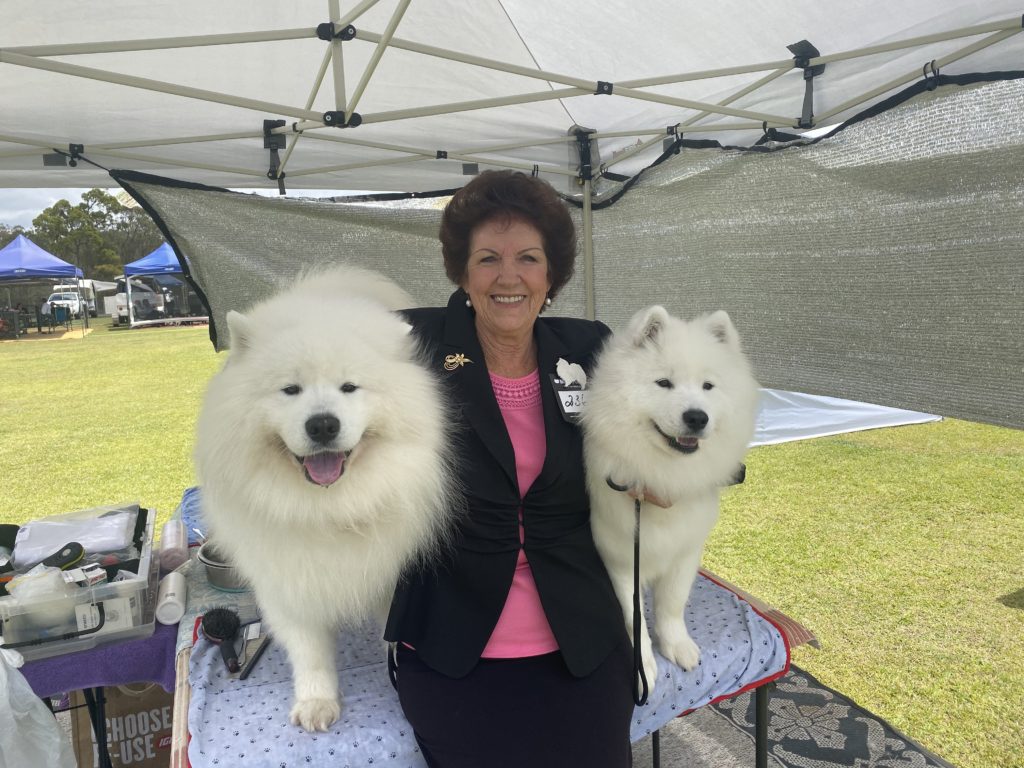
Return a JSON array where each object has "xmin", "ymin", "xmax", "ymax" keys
[{"xmin": 396, "ymin": 640, "xmax": 634, "ymax": 768}]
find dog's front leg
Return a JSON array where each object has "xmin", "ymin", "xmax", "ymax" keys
[
  {"xmin": 606, "ymin": 566, "xmax": 658, "ymax": 693},
  {"xmin": 652, "ymin": 550, "xmax": 703, "ymax": 671},
  {"xmin": 272, "ymin": 620, "xmax": 341, "ymax": 731}
]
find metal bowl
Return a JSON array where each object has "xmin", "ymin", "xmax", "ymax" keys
[{"xmin": 197, "ymin": 543, "xmax": 248, "ymax": 593}]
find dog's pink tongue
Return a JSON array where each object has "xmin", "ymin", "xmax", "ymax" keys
[{"xmin": 303, "ymin": 452, "xmax": 345, "ymax": 486}]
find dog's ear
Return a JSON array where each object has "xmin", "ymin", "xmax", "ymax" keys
[
  {"xmin": 226, "ymin": 310, "xmax": 253, "ymax": 356},
  {"xmin": 704, "ymin": 310, "xmax": 741, "ymax": 349},
  {"xmin": 628, "ymin": 305, "xmax": 670, "ymax": 347}
]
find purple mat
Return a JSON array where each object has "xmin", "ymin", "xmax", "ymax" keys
[{"xmin": 21, "ymin": 620, "xmax": 178, "ymax": 697}]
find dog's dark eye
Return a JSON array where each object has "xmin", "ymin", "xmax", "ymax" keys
[
  {"xmin": 703, "ymin": 381, "xmax": 714, "ymax": 391},
  {"xmin": 340, "ymin": 382, "xmax": 358, "ymax": 393},
  {"xmin": 282, "ymin": 385, "xmax": 301, "ymax": 396},
  {"xmin": 655, "ymin": 378, "xmax": 673, "ymax": 389}
]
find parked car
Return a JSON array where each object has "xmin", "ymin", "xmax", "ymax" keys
[
  {"xmin": 113, "ymin": 277, "xmax": 166, "ymax": 324},
  {"xmin": 52, "ymin": 281, "xmax": 101, "ymax": 317},
  {"xmin": 46, "ymin": 291, "xmax": 85, "ymax": 319}
]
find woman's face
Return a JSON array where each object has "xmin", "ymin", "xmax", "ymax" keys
[{"xmin": 462, "ymin": 216, "xmax": 552, "ymax": 344}]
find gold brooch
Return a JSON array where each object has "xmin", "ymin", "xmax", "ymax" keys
[{"xmin": 444, "ymin": 353, "xmax": 472, "ymax": 370}]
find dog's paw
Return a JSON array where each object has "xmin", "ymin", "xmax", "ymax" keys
[
  {"xmin": 661, "ymin": 634, "xmax": 701, "ymax": 672},
  {"xmin": 290, "ymin": 697, "xmax": 341, "ymax": 731}
]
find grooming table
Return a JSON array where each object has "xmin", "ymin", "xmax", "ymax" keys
[
  {"xmin": 172, "ymin": 487, "xmax": 812, "ymax": 767},
  {"xmin": 171, "ymin": 567, "xmax": 804, "ymax": 767}
]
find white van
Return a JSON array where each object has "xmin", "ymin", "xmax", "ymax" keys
[{"xmin": 52, "ymin": 282, "xmax": 98, "ymax": 317}]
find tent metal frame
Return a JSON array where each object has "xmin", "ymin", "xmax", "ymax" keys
[
  {"xmin": 0, "ymin": 9, "xmax": 1019, "ymax": 185},
  {"xmin": 6, "ymin": 3, "xmax": 1018, "ymax": 324}
]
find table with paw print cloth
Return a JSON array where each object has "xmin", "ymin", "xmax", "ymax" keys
[{"xmin": 172, "ymin": 486, "xmax": 808, "ymax": 767}]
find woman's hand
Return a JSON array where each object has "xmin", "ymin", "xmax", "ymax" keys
[{"xmin": 627, "ymin": 486, "xmax": 672, "ymax": 508}]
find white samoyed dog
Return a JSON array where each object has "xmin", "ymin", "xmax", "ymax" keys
[
  {"xmin": 195, "ymin": 265, "xmax": 455, "ymax": 731},
  {"xmin": 583, "ymin": 306, "xmax": 759, "ymax": 691}
]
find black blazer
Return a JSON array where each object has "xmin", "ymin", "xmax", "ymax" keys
[{"xmin": 384, "ymin": 289, "xmax": 627, "ymax": 678}]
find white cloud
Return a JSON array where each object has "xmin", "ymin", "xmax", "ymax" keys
[{"xmin": 0, "ymin": 189, "xmax": 88, "ymax": 228}]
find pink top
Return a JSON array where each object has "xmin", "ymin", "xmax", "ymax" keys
[{"xmin": 480, "ymin": 369, "xmax": 560, "ymax": 658}]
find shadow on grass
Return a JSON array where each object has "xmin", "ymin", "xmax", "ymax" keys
[{"xmin": 997, "ymin": 588, "xmax": 1024, "ymax": 611}]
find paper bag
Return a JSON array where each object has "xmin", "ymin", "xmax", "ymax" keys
[{"xmin": 70, "ymin": 683, "xmax": 173, "ymax": 768}]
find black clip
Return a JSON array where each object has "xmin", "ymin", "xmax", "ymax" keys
[
  {"xmin": 436, "ymin": 150, "xmax": 447, "ymax": 159},
  {"xmin": 531, "ymin": 164, "xmax": 539, "ymax": 178},
  {"xmin": 263, "ymin": 119, "xmax": 287, "ymax": 193},
  {"xmin": 322, "ymin": 111, "xmax": 362, "ymax": 128},
  {"xmin": 663, "ymin": 125, "xmax": 681, "ymax": 155},
  {"xmin": 263, "ymin": 119, "xmax": 286, "ymax": 150},
  {"xmin": 594, "ymin": 80, "xmax": 614, "ymax": 96},
  {"xmin": 68, "ymin": 143, "xmax": 84, "ymax": 167},
  {"xmin": 787, "ymin": 40, "xmax": 825, "ymax": 129},
  {"xmin": 574, "ymin": 129, "xmax": 594, "ymax": 182},
  {"xmin": 922, "ymin": 60, "xmax": 940, "ymax": 91},
  {"xmin": 316, "ymin": 22, "xmax": 356, "ymax": 41}
]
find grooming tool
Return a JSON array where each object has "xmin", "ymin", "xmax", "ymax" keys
[
  {"xmin": 201, "ymin": 607, "xmax": 241, "ymax": 673},
  {"xmin": 238, "ymin": 633, "xmax": 272, "ymax": 680},
  {"xmin": 41, "ymin": 542, "xmax": 85, "ymax": 570}
]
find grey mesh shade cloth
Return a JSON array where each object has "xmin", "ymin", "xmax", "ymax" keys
[{"xmin": 117, "ymin": 80, "xmax": 1023, "ymax": 430}]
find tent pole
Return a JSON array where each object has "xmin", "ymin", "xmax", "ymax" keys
[
  {"xmin": 582, "ymin": 178, "xmax": 595, "ymax": 322},
  {"xmin": 816, "ymin": 27, "xmax": 1020, "ymax": 123},
  {"xmin": 287, "ymin": 152, "xmax": 577, "ymax": 179},
  {"xmin": 345, "ymin": 0, "xmax": 412, "ymax": 119},
  {"xmin": 328, "ymin": 0, "xmax": 347, "ymax": 112},
  {"xmin": 126, "ymin": 277, "xmax": 134, "ymax": 328},
  {"xmin": 0, "ymin": 50, "xmax": 325, "ymax": 123}
]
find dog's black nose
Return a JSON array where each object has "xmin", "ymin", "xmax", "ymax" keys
[
  {"xmin": 305, "ymin": 414, "xmax": 341, "ymax": 445},
  {"xmin": 682, "ymin": 409, "xmax": 708, "ymax": 432}
]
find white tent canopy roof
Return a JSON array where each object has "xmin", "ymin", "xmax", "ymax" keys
[{"xmin": 2, "ymin": 1, "xmax": 1022, "ymax": 192}]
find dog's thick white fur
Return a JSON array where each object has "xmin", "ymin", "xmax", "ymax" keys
[
  {"xmin": 583, "ymin": 306, "xmax": 759, "ymax": 690},
  {"xmin": 195, "ymin": 265, "xmax": 454, "ymax": 731}
]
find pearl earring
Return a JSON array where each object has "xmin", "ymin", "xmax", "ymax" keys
[
  {"xmin": 465, "ymin": 298, "xmax": 472, "ymax": 308},
  {"xmin": 544, "ymin": 297, "xmax": 552, "ymax": 306}
]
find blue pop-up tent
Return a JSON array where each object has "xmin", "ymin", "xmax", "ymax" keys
[
  {"xmin": 121, "ymin": 242, "xmax": 205, "ymax": 326},
  {"xmin": 123, "ymin": 242, "xmax": 182, "ymax": 276},
  {"xmin": 0, "ymin": 235, "xmax": 83, "ymax": 281}
]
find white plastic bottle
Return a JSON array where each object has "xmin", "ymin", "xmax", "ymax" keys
[{"xmin": 158, "ymin": 518, "xmax": 188, "ymax": 572}]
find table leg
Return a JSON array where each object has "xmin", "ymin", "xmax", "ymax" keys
[
  {"xmin": 755, "ymin": 682, "xmax": 772, "ymax": 768},
  {"xmin": 82, "ymin": 687, "xmax": 115, "ymax": 768}
]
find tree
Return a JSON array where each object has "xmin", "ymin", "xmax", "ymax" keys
[
  {"xmin": 32, "ymin": 199, "xmax": 104, "ymax": 274},
  {"xmin": 0, "ymin": 223, "xmax": 25, "ymax": 250},
  {"xmin": 29, "ymin": 189, "xmax": 162, "ymax": 277}
]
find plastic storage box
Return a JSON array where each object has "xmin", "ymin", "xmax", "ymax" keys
[{"xmin": 0, "ymin": 504, "xmax": 158, "ymax": 661}]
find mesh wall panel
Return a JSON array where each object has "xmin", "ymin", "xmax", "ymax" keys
[{"xmin": 120, "ymin": 79, "xmax": 1023, "ymax": 428}]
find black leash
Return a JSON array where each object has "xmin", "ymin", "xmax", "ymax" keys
[
  {"xmin": 631, "ymin": 494, "xmax": 649, "ymax": 705},
  {"xmin": 607, "ymin": 476, "xmax": 649, "ymax": 705}
]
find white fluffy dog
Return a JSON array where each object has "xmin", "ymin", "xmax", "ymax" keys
[
  {"xmin": 583, "ymin": 306, "xmax": 759, "ymax": 690},
  {"xmin": 195, "ymin": 266, "xmax": 454, "ymax": 731}
]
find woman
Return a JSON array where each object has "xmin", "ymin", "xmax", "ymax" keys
[{"xmin": 385, "ymin": 170, "xmax": 634, "ymax": 767}]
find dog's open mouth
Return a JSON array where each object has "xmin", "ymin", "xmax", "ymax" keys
[
  {"xmin": 653, "ymin": 422, "xmax": 700, "ymax": 454},
  {"xmin": 297, "ymin": 450, "xmax": 350, "ymax": 486}
]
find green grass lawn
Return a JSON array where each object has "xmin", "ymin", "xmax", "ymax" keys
[{"xmin": 2, "ymin": 319, "xmax": 1021, "ymax": 768}]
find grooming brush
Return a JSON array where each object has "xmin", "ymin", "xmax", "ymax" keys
[{"xmin": 201, "ymin": 607, "xmax": 241, "ymax": 673}]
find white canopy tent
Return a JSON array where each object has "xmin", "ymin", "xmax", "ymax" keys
[
  {"xmin": 1, "ymin": 2, "xmax": 1021, "ymax": 429},
  {"xmin": 2, "ymin": 2, "xmax": 1022, "ymax": 190}
]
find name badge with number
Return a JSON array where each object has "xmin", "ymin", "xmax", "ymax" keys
[{"xmin": 549, "ymin": 374, "xmax": 587, "ymax": 423}]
